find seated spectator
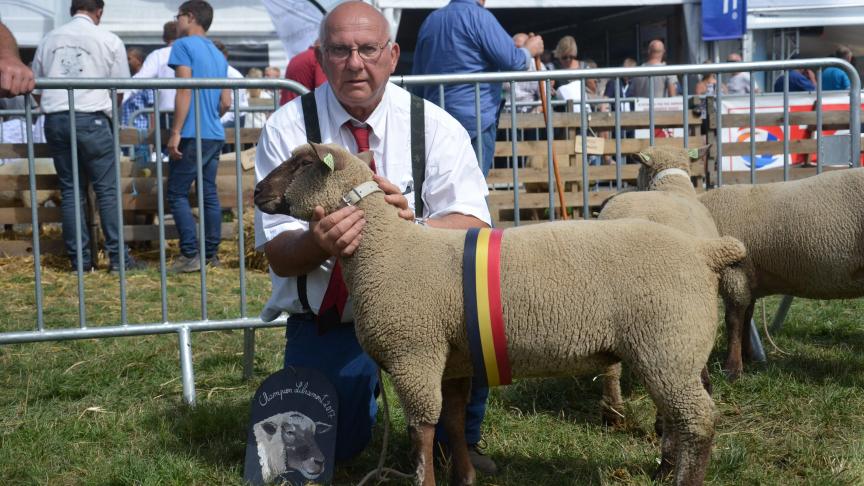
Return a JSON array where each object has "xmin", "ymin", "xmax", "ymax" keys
[
  {"xmin": 603, "ymin": 57, "xmax": 637, "ymax": 111},
  {"xmin": 725, "ymin": 53, "xmax": 760, "ymax": 94},
  {"xmin": 263, "ymin": 65, "xmax": 280, "ymax": 79},
  {"xmin": 503, "ymin": 33, "xmax": 543, "ymax": 113},
  {"xmin": 629, "ymin": 39, "xmax": 678, "ymax": 98},
  {"xmin": 821, "ymin": 45, "xmax": 853, "ymax": 91},
  {"xmin": 774, "ymin": 56, "xmax": 816, "ymax": 93},
  {"xmin": 245, "ymin": 67, "xmax": 272, "ymax": 128}
]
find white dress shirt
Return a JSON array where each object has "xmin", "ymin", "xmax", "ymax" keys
[
  {"xmin": 254, "ymin": 81, "xmax": 491, "ymax": 322},
  {"xmin": 133, "ymin": 45, "xmax": 175, "ymax": 112},
  {"xmin": 32, "ymin": 14, "xmax": 130, "ymax": 115}
]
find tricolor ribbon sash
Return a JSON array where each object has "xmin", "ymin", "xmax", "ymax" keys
[{"xmin": 463, "ymin": 228, "xmax": 512, "ymax": 387}]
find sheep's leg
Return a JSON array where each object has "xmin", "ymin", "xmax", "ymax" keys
[
  {"xmin": 388, "ymin": 363, "xmax": 446, "ymax": 486},
  {"xmin": 740, "ymin": 302, "xmax": 758, "ymax": 363},
  {"xmin": 440, "ymin": 377, "xmax": 475, "ymax": 485},
  {"xmin": 723, "ymin": 300, "xmax": 754, "ymax": 381},
  {"xmin": 660, "ymin": 379, "xmax": 715, "ymax": 486},
  {"xmin": 653, "ymin": 366, "xmax": 711, "ymax": 437},
  {"xmin": 408, "ymin": 423, "xmax": 436, "ymax": 486},
  {"xmin": 652, "ymin": 414, "xmax": 677, "ymax": 481},
  {"xmin": 601, "ymin": 362, "xmax": 625, "ymax": 427}
]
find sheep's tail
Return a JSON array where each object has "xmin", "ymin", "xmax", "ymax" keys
[{"xmin": 699, "ymin": 236, "xmax": 747, "ymax": 273}]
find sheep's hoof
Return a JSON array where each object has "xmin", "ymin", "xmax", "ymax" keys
[
  {"xmin": 722, "ymin": 364, "xmax": 742, "ymax": 382},
  {"xmin": 651, "ymin": 457, "xmax": 674, "ymax": 482},
  {"xmin": 601, "ymin": 404, "xmax": 625, "ymax": 428}
]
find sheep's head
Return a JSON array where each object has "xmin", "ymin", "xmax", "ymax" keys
[
  {"xmin": 636, "ymin": 145, "xmax": 708, "ymax": 189},
  {"xmin": 254, "ymin": 143, "xmax": 375, "ymax": 220}
]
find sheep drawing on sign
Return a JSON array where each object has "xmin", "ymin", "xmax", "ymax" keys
[
  {"xmin": 253, "ymin": 411, "xmax": 332, "ymax": 483},
  {"xmin": 255, "ymin": 143, "xmax": 747, "ymax": 486}
]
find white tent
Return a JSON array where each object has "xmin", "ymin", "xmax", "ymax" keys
[{"xmin": 748, "ymin": 0, "xmax": 864, "ymax": 30}]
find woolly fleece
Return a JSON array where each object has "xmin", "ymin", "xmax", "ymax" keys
[{"xmin": 255, "ymin": 143, "xmax": 747, "ymax": 486}]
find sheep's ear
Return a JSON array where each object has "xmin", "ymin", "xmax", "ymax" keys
[
  {"xmin": 315, "ymin": 421, "xmax": 333, "ymax": 434},
  {"xmin": 309, "ymin": 142, "xmax": 347, "ymax": 172},
  {"xmin": 689, "ymin": 144, "xmax": 711, "ymax": 162},
  {"xmin": 636, "ymin": 152, "xmax": 654, "ymax": 167},
  {"xmin": 356, "ymin": 151, "xmax": 374, "ymax": 168}
]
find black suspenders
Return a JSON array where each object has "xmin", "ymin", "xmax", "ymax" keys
[{"xmin": 296, "ymin": 91, "xmax": 426, "ymax": 313}]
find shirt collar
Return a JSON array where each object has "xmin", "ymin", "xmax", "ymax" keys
[
  {"xmin": 451, "ymin": 0, "xmax": 482, "ymax": 4},
  {"xmin": 324, "ymin": 82, "xmax": 390, "ymax": 137},
  {"xmin": 72, "ymin": 13, "xmax": 96, "ymax": 25}
]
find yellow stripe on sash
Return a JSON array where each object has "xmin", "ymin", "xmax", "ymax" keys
[{"xmin": 474, "ymin": 229, "xmax": 501, "ymax": 386}]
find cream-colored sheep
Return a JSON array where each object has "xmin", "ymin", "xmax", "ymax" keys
[
  {"xmin": 699, "ymin": 167, "xmax": 864, "ymax": 378},
  {"xmin": 255, "ymin": 143, "xmax": 747, "ymax": 486},
  {"xmin": 598, "ymin": 146, "xmax": 751, "ymax": 419}
]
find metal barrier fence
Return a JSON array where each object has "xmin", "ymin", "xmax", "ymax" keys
[
  {"xmin": 0, "ymin": 78, "xmax": 307, "ymax": 405},
  {"xmin": 397, "ymin": 58, "xmax": 862, "ymax": 220},
  {"xmin": 0, "ymin": 59, "xmax": 860, "ymax": 405}
]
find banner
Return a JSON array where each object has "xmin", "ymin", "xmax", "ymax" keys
[
  {"xmin": 260, "ymin": 0, "xmax": 342, "ymax": 60},
  {"xmin": 703, "ymin": 0, "xmax": 746, "ymax": 41}
]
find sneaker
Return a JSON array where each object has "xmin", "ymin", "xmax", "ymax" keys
[
  {"xmin": 205, "ymin": 255, "xmax": 221, "ymax": 268},
  {"xmin": 108, "ymin": 256, "xmax": 147, "ymax": 274},
  {"xmin": 467, "ymin": 443, "xmax": 498, "ymax": 476},
  {"xmin": 69, "ymin": 261, "xmax": 96, "ymax": 274},
  {"xmin": 170, "ymin": 254, "xmax": 201, "ymax": 273}
]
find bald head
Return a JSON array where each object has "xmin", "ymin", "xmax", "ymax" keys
[
  {"xmin": 727, "ymin": 52, "xmax": 742, "ymax": 63},
  {"xmin": 319, "ymin": 1, "xmax": 390, "ymax": 43},
  {"xmin": 648, "ymin": 40, "xmax": 665, "ymax": 56}
]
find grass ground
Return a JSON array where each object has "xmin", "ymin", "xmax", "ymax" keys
[{"xmin": 1, "ymin": 250, "xmax": 863, "ymax": 485}]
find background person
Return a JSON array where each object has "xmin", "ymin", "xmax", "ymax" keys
[
  {"xmin": 629, "ymin": 39, "xmax": 678, "ymax": 98},
  {"xmin": 412, "ymin": 0, "xmax": 543, "ymax": 177},
  {"xmin": 254, "ymin": 0, "xmax": 492, "ymax": 468},
  {"xmin": 166, "ymin": 0, "xmax": 231, "ymax": 273},
  {"xmin": 133, "ymin": 20, "xmax": 178, "ymax": 132},
  {"xmin": 725, "ymin": 52, "xmax": 760, "ymax": 94},
  {"xmin": 279, "ymin": 41, "xmax": 327, "ymax": 106},
  {"xmin": 32, "ymin": 0, "xmax": 143, "ymax": 273},
  {"xmin": 822, "ymin": 45, "xmax": 853, "ymax": 91}
]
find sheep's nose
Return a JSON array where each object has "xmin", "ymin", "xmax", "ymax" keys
[{"xmin": 253, "ymin": 184, "xmax": 265, "ymax": 206}]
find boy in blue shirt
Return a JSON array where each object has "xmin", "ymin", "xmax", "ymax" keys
[{"xmin": 167, "ymin": 0, "xmax": 231, "ymax": 272}]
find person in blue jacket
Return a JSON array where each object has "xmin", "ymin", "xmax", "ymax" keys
[{"xmin": 412, "ymin": 0, "xmax": 544, "ymax": 177}]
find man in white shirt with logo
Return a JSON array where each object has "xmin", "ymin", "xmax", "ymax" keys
[
  {"xmin": 255, "ymin": 0, "xmax": 495, "ymax": 471},
  {"xmin": 32, "ymin": 0, "xmax": 143, "ymax": 273}
]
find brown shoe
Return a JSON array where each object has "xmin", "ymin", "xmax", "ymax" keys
[{"xmin": 468, "ymin": 443, "xmax": 498, "ymax": 475}]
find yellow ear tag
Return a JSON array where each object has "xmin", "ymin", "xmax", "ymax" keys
[
  {"xmin": 687, "ymin": 148, "xmax": 699, "ymax": 160},
  {"xmin": 322, "ymin": 153, "xmax": 335, "ymax": 172}
]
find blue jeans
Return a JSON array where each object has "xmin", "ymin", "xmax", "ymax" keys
[
  {"xmin": 284, "ymin": 314, "xmax": 378, "ymax": 461},
  {"xmin": 44, "ymin": 112, "xmax": 128, "ymax": 267},
  {"xmin": 471, "ymin": 123, "xmax": 497, "ymax": 177},
  {"xmin": 167, "ymin": 138, "xmax": 223, "ymax": 258},
  {"xmin": 283, "ymin": 315, "xmax": 489, "ymax": 459}
]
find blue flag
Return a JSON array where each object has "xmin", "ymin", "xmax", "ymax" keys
[{"xmin": 703, "ymin": 0, "xmax": 747, "ymax": 41}]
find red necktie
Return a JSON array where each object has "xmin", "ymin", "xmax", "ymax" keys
[
  {"xmin": 344, "ymin": 122, "xmax": 377, "ymax": 173},
  {"xmin": 316, "ymin": 123, "xmax": 377, "ymax": 334}
]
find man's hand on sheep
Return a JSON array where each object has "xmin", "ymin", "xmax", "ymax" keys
[
  {"xmin": 310, "ymin": 205, "xmax": 366, "ymax": 258},
  {"xmin": 373, "ymin": 174, "xmax": 414, "ymax": 221}
]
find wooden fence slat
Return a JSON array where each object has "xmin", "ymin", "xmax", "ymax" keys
[
  {"xmin": 497, "ymin": 111, "xmax": 701, "ymax": 130},
  {"xmin": 709, "ymin": 110, "xmax": 852, "ymax": 129},
  {"xmin": 709, "ymin": 165, "xmax": 849, "ymax": 184},
  {"xmin": 494, "ymin": 136, "xmax": 708, "ymax": 157}
]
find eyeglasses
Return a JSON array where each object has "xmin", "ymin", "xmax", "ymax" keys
[
  {"xmin": 174, "ymin": 12, "xmax": 189, "ymax": 21},
  {"xmin": 323, "ymin": 41, "xmax": 391, "ymax": 62},
  {"xmin": 558, "ymin": 55, "xmax": 575, "ymax": 62}
]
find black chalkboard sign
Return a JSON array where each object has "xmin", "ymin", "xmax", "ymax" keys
[{"xmin": 244, "ymin": 367, "xmax": 338, "ymax": 485}]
